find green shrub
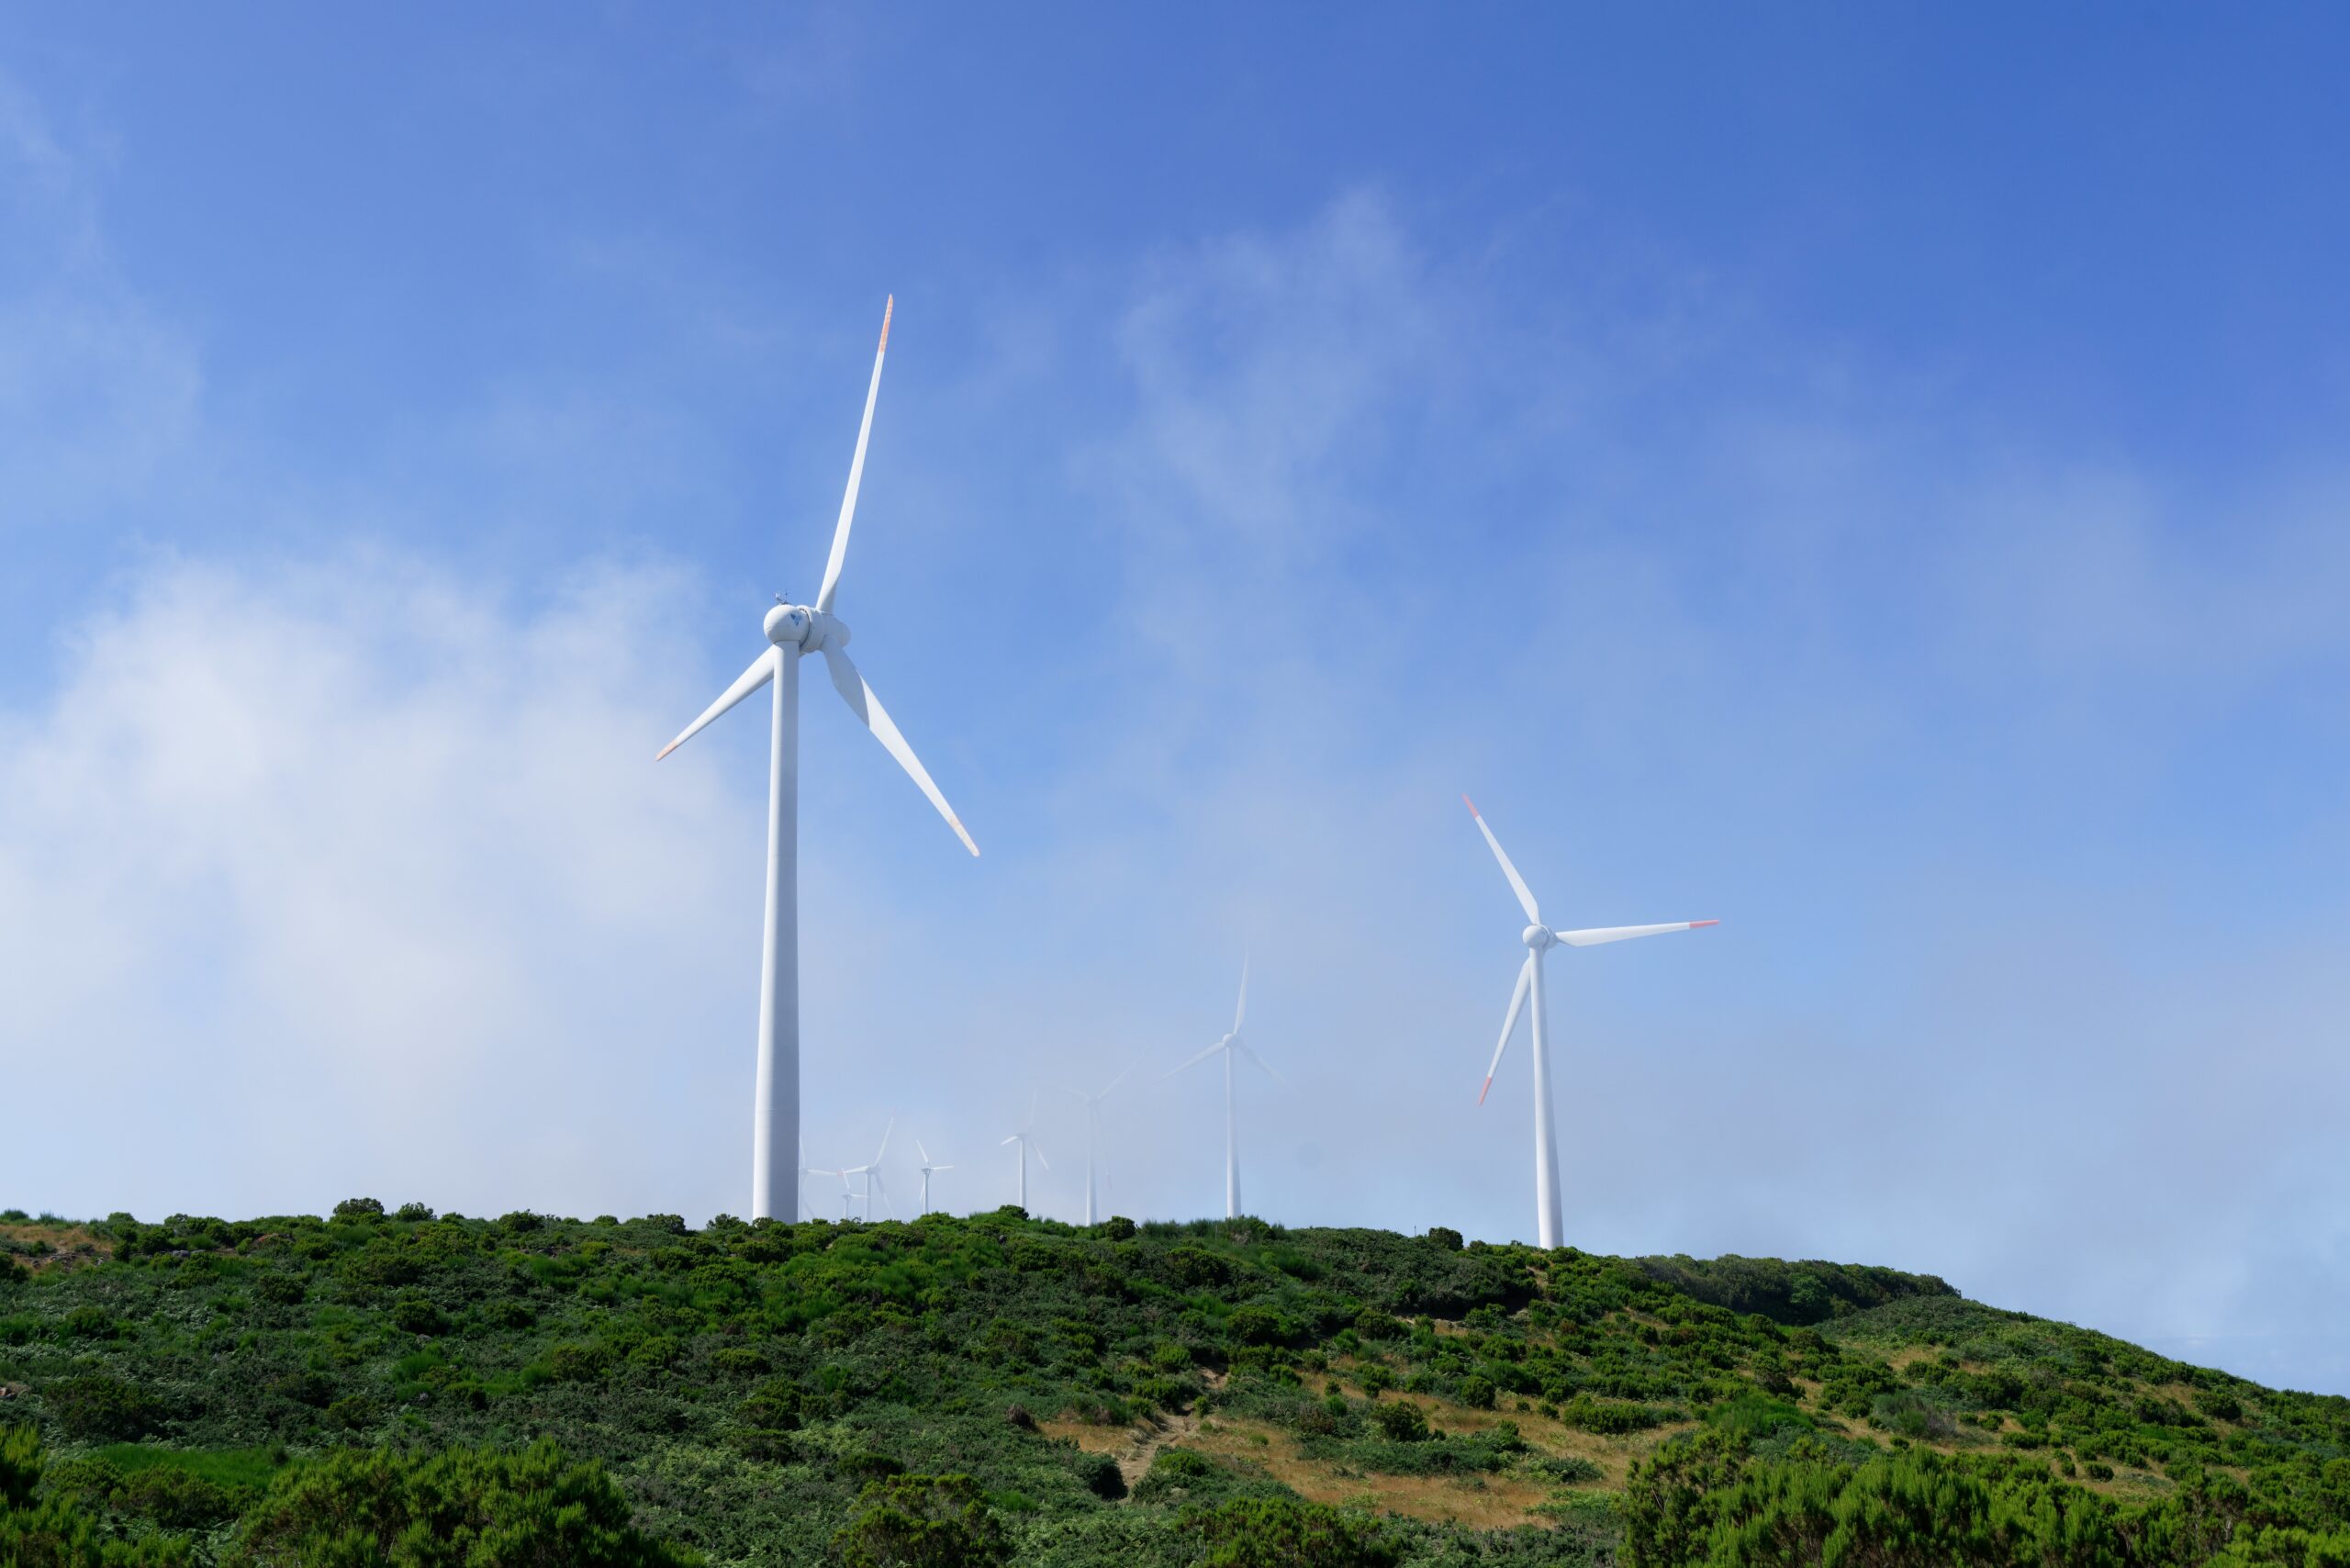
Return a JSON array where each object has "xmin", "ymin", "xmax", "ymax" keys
[
  {"xmin": 1560, "ymin": 1394, "xmax": 1664, "ymax": 1435},
  {"xmin": 1707, "ymin": 1391, "xmax": 1813, "ymax": 1440},
  {"xmin": 1226, "ymin": 1305, "xmax": 1289, "ymax": 1347},
  {"xmin": 1, "ymin": 1423, "xmax": 38, "ymax": 1507},
  {"xmin": 1532, "ymin": 1453, "xmax": 1605, "ymax": 1484},
  {"xmin": 331, "ymin": 1197, "xmax": 385, "ymax": 1219},
  {"xmin": 1371, "ymin": 1400, "xmax": 1429, "ymax": 1442},
  {"xmin": 830, "ymin": 1473, "xmax": 1005, "ymax": 1568},
  {"xmin": 709, "ymin": 1348, "xmax": 768, "ymax": 1379},
  {"xmin": 391, "ymin": 1296, "xmax": 452, "ymax": 1336},
  {"xmin": 1074, "ymin": 1450, "xmax": 1125, "ymax": 1499},
  {"xmin": 44, "ymin": 1375, "xmax": 166, "ymax": 1441},
  {"xmin": 222, "ymin": 1439, "xmax": 695, "ymax": 1566},
  {"xmin": 268, "ymin": 1371, "xmax": 334, "ymax": 1408},
  {"xmin": 252, "ymin": 1273, "xmax": 306, "ymax": 1306},
  {"xmin": 62, "ymin": 1305, "xmax": 118, "ymax": 1340},
  {"xmin": 1190, "ymin": 1496, "xmax": 1399, "ymax": 1568}
]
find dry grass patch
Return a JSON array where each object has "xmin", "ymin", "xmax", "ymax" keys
[
  {"xmin": 1182, "ymin": 1415, "xmax": 1561, "ymax": 1528},
  {"xmin": 0, "ymin": 1223, "xmax": 106, "ymax": 1274}
]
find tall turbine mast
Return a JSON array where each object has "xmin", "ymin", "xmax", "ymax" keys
[
  {"xmin": 656, "ymin": 298, "xmax": 978, "ymax": 1221},
  {"xmin": 1462, "ymin": 795, "xmax": 1717, "ymax": 1249},
  {"xmin": 842, "ymin": 1117, "xmax": 896, "ymax": 1221},
  {"xmin": 1068, "ymin": 1061, "xmax": 1136, "ymax": 1226},
  {"xmin": 914, "ymin": 1139, "xmax": 953, "ymax": 1216},
  {"xmin": 1000, "ymin": 1094, "xmax": 1049, "ymax": 1213},
  {"xmin": 1164, "ymin": 958, "xmax": 1281, "ymax": 1218}
]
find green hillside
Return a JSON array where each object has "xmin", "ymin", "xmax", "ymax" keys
[{"xmin": 2, "ymin": 1204, "xmax": 2346, "ymax": 1565}]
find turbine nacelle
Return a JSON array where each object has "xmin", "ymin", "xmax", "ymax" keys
[
  {"xmin": 1521, "ymin": 924, "xmax": 1555, "ymax": 952},
  {"xmin": 762, "ymin": 603, "xmax": 850, "ymax": 651}
]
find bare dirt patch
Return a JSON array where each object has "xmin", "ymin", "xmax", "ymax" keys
[{"xmin": 1046, "ymin": 1371, "xmax": 1230, "ymax": 1495}]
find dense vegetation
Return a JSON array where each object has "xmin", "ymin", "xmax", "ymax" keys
[{"xmin": 2, "ymin": 1204, "xmax": 2345, "ymax": 1565}]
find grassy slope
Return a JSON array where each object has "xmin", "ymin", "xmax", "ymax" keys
[{"xmin": 3, "ymin": 1208, "xmax": 2347, "ymax": 1564}]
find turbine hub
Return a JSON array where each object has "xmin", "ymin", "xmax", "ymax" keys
[
  {"xmin": 808, "ymin": 610, "xmax": 851, "ymax": 651},
  {"xmin": 1522, "ymin": 924, "xmax": 1555, "ymax": 951},
  {"xmin": 764, "ymin": 603, "xmax": 811, "ymax": 647}
]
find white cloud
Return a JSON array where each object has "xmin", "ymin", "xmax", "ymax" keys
[{"xmin": 0, "ymin": 557, "xmax": 762, "ymax": 1222}]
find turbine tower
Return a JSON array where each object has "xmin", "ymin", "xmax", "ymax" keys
[
  {"xmin": 1000, "ymin": 1094, "xmax": 1049, "ymax": 1212},
  {"xmin": 1463, "ymin": 795, "xmax": 1718, "ymax": 1249},
  {"xmin": 656, "ymin": 297, "xmax": 979, "ymax": 1221},
  {"xmin": 842, "ymin": 1118, "xmax": 896, "ymax": 1220},
  {"xmin": 1067, "ymin": 1062, "xmax": 1136, "ymax": 1226},
  {"xmin": 1165, "ymin": 958, "xmax": 1281, "ymax": 1219},
  {"xmin": 914, "ymin": 1139, "xmax": 953, "ymax": 1215}
]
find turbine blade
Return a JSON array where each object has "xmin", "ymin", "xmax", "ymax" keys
[
  {"xmin": 934, "ymin": 1164, "xmax": 953, "ymax": 1171},
  {"xmin": 1461, "ymin": 795, "xmax": 1540, "ymax": 924},
  {"xmin": 656, "ymin": 648, "xmax": 778, "ymax": 760},
  {"xmin": 1555, "ymin": 919, "xmax": 1720, "ymax": 947},
  {"xmin": 1001, "ymin": 1134, "xmax": 1021, "ymax": 1146},
  {"xmin": 875, "ymin": 1115, "xmax": 893, "ymax": 1163},
  {"xmin": 1480, "ymin": 955, "xmax": 1535, "ymax": 1104},
  {"xmin": 1234, "ymin": 953, "xmax": 1249, "ymax": 1033},
  {"xmin": 822, "ymin": 644, "xmax": 979, "ymax": 855},
  {"xmin": 1162, "ymin": 1040, "xmax": 1224, "ymax": 1080},
  {"xmin": 1033, "ymin": 1141, "xmax": 1050, "ymax": 1171},
  {"xmin": 815, "ymin": 296, "xmax": 890, "ymax": 615},
  {"xmin": 916, "ymin": 1139, "xmax": 931, "ymax": 1167},
  {"xmin": 1100, "ymin": 1059, "xmax": 1137, "ymax": 1100},
  {"xmin": 1235, "ymin": 1038, "xmax": 1285, "ymax": 1086}
]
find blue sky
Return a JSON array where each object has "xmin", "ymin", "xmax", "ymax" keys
[{"xmin": 4, "ymin": 6, "xmax": 2348, "ymax": 1394}]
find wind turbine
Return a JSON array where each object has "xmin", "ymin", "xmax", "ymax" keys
[
  {"xmin": 1164, "ymin": 958, "xmax": 1281, "ymax": 1219},
  {"xmin": 842, "ymin": 1118, "xmax": 896, "ymax": 1220},
  {"xmin": 1000, "ymin": 1094, "xmax": 1050, "ymax": 1213},
  {"xmin": 914, "ymin": 1139, "xmax": 953, "ymax": 1215},
  {"xmin": 1463, "ymin": 795, "xmax": 1718, "ymax": 1249},
  {"xmin": 655, "ymin": 297, "xmax": 979, "ymax": 1222},
  {"xmin": 1066, "ymin": 1062, "xmax": 1136, "ymax": 1226},
  {"xmin": 805, "ymin": 1167, "xmax": 852, "ymax": 1223}
]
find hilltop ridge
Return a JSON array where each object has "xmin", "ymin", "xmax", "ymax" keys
[{"xmin": 2, "ymin": 1206, "xmax": 2345, "ymax": 1564}]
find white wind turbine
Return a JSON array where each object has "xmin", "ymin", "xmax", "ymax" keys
[
  {"xmin": 914, "ymin": 1140, "xmax": 953, "ymax": 1216},
  {"xmin": 805, "ymin": 1167, "xmax": 853, "ymax": 1222},
  {"xmin": 1000, "ymin": 1094, "xmax": 1050, "ymax": 1213},
  {"xmin": 1463, "ymin": 795, "xmax": 1718, "ymax": 1249},
  {"xmin": 840, "ymin": 1117, "xmax": 896, "ymax": 1220},
  {"xmin": 1164, "ymin": 958, "xmax": 1281, "ymax": 1219},
  {"xmin": 1066, "ymin": 1062, "xmax": 1136, "ymax": 1226},
  {"xmin": 656, "ymin": 297, "xmax": 978, "ymax": 1222}
]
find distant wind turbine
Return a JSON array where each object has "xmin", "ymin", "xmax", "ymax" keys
[
  {"xmin": 842, "ymin": 1118, "xmax": 896, "ymax": 1220},
  {"xmin": 1463, "ymin": 795, "xmax": 1718, "ymax": 1249},
  {"xmin": 1000, "ymin": 1095, "xmax": 1050, "ymax": 1212},
  {"xmin": 914, "ymin": 1140, "xmax": 953, "ymax": 1216},
  {"xmin": 805, "ymin": 1167, "xmax": 852, "ymax": 1223},
  {"xmin": 1067, "ymin": 1062, "xmax": 1136, "ymax": 1226},
  {"xmin": 655, "ymin": 297, "xmax": 979, "ymax": 1223},
  {"xmin": 1164, "ymin": 958, "xmax": 1281, "ymax": 1219}
]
